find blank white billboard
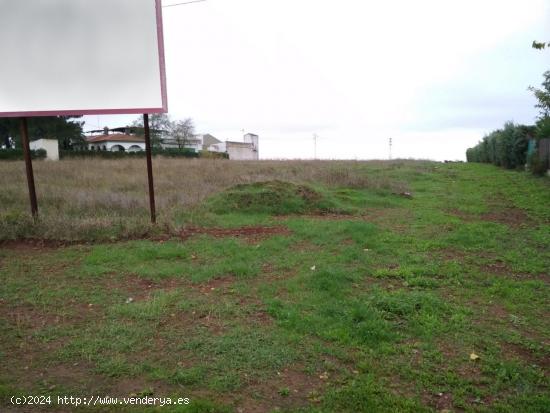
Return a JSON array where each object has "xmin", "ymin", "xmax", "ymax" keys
[{"xmin": 0, "ymin": 0, "xmax": 167, "ymax": 117}]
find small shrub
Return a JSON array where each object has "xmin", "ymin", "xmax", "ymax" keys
[{"xmin": 278, "ymin": 387, "xmax": 290, "ymax": 397}]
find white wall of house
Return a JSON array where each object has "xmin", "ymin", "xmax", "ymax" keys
[
  {"xmin": 161, "ymin": 138, "xmax": 202, "ymax": 152},
  {"xmin": 88, "ymin": 141, "xmax": 145, "ymax": 152},
  {"xmin": 29, "ymin": 138, "xmax": 59, "ymax": 161},
  {"xmin": 207, "ymin": 135, "xmax": 259, "ymax": 160},
  {"xmin": 197, "ymin": 134, "xmax": 221, "ymax": 149},
  {"xmin": 126, "ymin": 144, "xmax": 144, "ymax": 152},
  {"xmin": 226, "ymin": 142, "xmax": 258, "ymax": 160},
  {"xmin": 186, "ymin": 140, "xmax": 202, "ymax": 152},
  {"xmin": 244, "ymin": 133, "xmax": 259, "ymax": 152},
  {"xmin": 208, "ymin": 142, "xmax": 226, "ymax": 153}
]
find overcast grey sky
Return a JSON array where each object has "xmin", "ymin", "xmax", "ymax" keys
[{"xmin": 84, "ymin": 0, "xmax": 550, "ymax": 160}]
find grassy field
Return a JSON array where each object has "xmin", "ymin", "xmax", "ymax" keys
[
  {"xmin": 0, "ymin": 159, "xmax": 407, "ymax": 241},
  {"xmin": 0, "ymin": 159, "xmax": 549, "ymax": 412}
]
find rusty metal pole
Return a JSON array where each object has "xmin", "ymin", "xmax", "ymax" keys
[
  {"xmin": 143, "ymin": 114, "xmax": 156, "ymax": 224},
  {"xmin": 20, "ymin": 117, "xmax": 38, "ymax": 217}
]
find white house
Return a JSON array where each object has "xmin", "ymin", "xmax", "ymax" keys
[
  {"xmin": 161, "ymin": 135, "xmax": 202, "ymax": 151},
  {"xmin": 83, "ymin": 127, "xmax": 259, "ymax": 159},
  {"xmin": 86, "ymin": 133, "xmax": 145, "ymax": 152},
  {"xmin": 243, "ymin": 133, "xmax": 259, "ymax": 159},
  {"xmin": 29, "ymin": 138, "xmax": 59, "ymax": 161},
  {"xmin": 161, "ymin": 133, "xmax": 222, "ymax": 152},
  {"xmin": 196, "ymin": 134, "xmax": 222, "ymax": 150},
  {"xmin": 209, "ymin": 133, "xmax": 259, "ymax": 160}
]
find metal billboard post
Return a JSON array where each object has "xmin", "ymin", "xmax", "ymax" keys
[
  {"xmin": 20, "ymin": 117, "xmax": 38, "ymax": 217},
  {"xmin": 143, "ymin": 114, "xmax": 156, "ymax": 224}
]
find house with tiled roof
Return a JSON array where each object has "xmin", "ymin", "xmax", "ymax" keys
[
  {"xmin": 82, "ymin": 126, "xmax": 259, "ymax": 159},
  {"xmin": 85, "ymin": 128, "xmax": 145, "ymax": 152}
]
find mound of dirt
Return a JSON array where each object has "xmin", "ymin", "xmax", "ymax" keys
[{"xmin": 207, "ymin": 180, "xmax": 336, "ymax": 215}]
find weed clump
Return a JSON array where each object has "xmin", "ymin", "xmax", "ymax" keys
[{"xmin": 207, "ymin": 180, "xmax": 336, "ymax": 215}]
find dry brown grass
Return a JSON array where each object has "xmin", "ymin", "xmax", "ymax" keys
[{"xmin": 0, "ymin": 158, "xmax": 417, "ymax": 240}]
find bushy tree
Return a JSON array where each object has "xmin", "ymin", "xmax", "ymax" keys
[
  {"xmin": 132, "ymin": 114, "xmax": 196, "ymax": 150},
  {"xmin": 532, "ymin": 40, "xmax": 550, "ymax": 50},
  {"xmin": 535, "ymin": 117, "xmax": 550, "ymax": 140},
  {"xmin": 528, "ymin": 71, "xmax": 550, "ymax": 119},
  {"xmin": 0, "ymin": 116, "xmax": 84, "ymax": 150},
  {"xmin": 473, "ymin": 43, "xmax": 550, "ymax": 173},
  {"xmin": 466, "ymin": 122, "xmax": 533, "ymax": 169},
  {"xmin": 170, "ymin": 118, "xmax": 195, "ymax": 149},
  {"xmin": 132, "ymin": 113, "xmax": 172, "ymax": 148}
]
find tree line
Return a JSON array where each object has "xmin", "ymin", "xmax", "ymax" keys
[
  {"xmin": 0, "ymin": 116, "xmax": 85, "ymax": 150},
  {"xmin": 466, "ymin": 44, "xmax": 550, "ymax": 175},
  {"xmin": 0, "ymin": 113, "xmax": 196, "ymax": 151},
  {"xmin": 465, "ymin": 122, "xmax": 537, "ymax": 168},
  {"xmin": 130, "ymin": 113, "xmax": 195, "ymax": 149}
]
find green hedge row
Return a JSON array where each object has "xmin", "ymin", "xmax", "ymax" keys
[
  {"xmin": 0, "ymin": 148, "xmax": 230, "ymax": 160},
  {"xmin": 60, "ymin": 148, "xmax": 199, "ymax": 159},
  {"xmin": 60, "ymin": 149, "xmax": 229, "ymax": 159},
  {"xmin": 466, "ymin": 122, "xmax": 535, "ymax": 169},
  {"xmin": 0, "ymin": 149, "xmax": 47, "ymax": 160}
]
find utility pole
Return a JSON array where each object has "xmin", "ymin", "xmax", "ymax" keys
[
  {"xmin": 20, "ymin": 118, "xmax": 38, "ymax": 218},
  {"xmin": 389, "ymin": 137, "xmax": 392, "ymax": 160},
  {"xmin": 313, "ymin": 133, "xmax": 318, "ymax": 160},
  {"xmin": 143, "ymin": 114, "xmax": 156, "ymax": 224}
]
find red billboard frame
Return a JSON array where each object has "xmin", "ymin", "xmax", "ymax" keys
[{"xmin": 0, "ymin": 0, "xmax": 168, "ymax": 118}]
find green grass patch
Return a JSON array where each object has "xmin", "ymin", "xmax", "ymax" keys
[
  {"xmin": 1, "ymin": 161, "xmax": 549, "ymax": 412},
  {"xmin": 206, "ymin": 180, "xmax": 342, "ymax": 215}
]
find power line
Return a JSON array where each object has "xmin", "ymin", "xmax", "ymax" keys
[{"xmin": 163, "ymin": 0, "xmax": 207, "ymax": 8}]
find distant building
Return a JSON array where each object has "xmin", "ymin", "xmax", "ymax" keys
[
  {"xmin": 208, "ymin": 133, "xmax": 259, "ymax": 160},
  {"xmin": 208, "ymin": 142, "xmax": 225, "ymax": 154},
  {"xmin": 243, "ymin": 133, "xmax": 259, "ymax": 158},
  {"xmin": 29, "ymin": 138, "xmax": 59, "ymax": 161},
  {"xmin": 224, "ymin": 141, "xmax": 256, "ymax": 160},
  {"xmin": 158, "ymin": 133, "xmax": 221, "ymax": 152},
  {"xmin": 83, "ymin": 127, "xmax": 259, "ymax": 159},
  {"xmin": 197, "ymin": 134, "xmax": 222, "ymax": 150},
  {"xmin": 161, "ymin": 135, "xmax": 201, "ymax": 151},
  {"xmin": 85, "ymin": 128, "xmax": 145, "ymax": 152}
]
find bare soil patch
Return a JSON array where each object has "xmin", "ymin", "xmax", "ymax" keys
[
  {"xmin": 422, "ymin": 391, "xmax": 454, "ymax": 412},
  {"xmin": 0, "ymin": 238, "xmax": 85, "ymax": 250},
  {"xmin": 481, "ymin": 259, "xmax": 511, "ymax": 275},
  {"xmin": 448, "ymin": 206, "xmax": 534, "ymax": 228},
  {"xmin": 178, "ymin": 225, "xmax": 291, "ymax": 243},
  {"xmin": 4, "ymin": 304, "xmax": 76, "ymax": 331},
  {"xmin": 0, "ymin": 224, "xmax": 291, "ymax": 251},
  {"xmin": 235, "ymin": 366, "xmax": 325, "ymax": 413},
  {"xmin": 480, "ymin": 208, "xmax": 533, "ymax": 228},
  {"xmin": 109, "ymin": 377, "xmax": 175, "ymax": 397},
  {"xmin": 194, "ymin": 275, "xmax": 236, "ymax": 293},
  {"xmin": 436, "ymin": 247, "xmax": 469, "ymax": 262},
  {"xmin": 500, "ymin": 342, "xmax": 550, "ymax": 374},
  {"xmin": 298, "ymin": 212, "xmax": 358, "ymax": 221}
]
